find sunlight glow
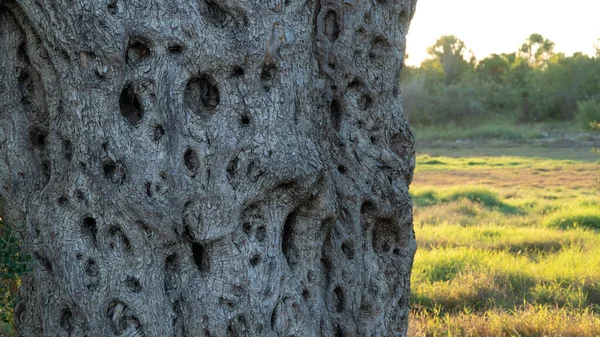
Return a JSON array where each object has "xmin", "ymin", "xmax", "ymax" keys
[{"xmin": 405, "ymin": 0, "xmax": 600, "ymax": 66}]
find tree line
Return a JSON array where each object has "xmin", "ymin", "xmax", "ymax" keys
[{"xmin": 401, "ymin": 34, "xmax": 600, "ymax": 129}]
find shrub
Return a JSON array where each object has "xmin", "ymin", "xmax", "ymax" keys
[{"xmin": 577, "ymin": 99, "xmax": 600, "ymax": 131}]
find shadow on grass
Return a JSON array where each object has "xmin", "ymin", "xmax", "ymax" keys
[
  {"xmin": 412, "ymin": 187, "xmax": 523, "ymax": 215},
  {"xmin": 544, "ymin": 212, "xmax": 600, "ymax": 230}
]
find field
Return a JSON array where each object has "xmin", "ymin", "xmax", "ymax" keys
[{"xmin": 408, "ymin": 134, "xmax": 600, "ymax": 336}]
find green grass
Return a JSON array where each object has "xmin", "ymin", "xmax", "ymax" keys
[
  {"xmin": 412, "ymin": 187, "xmax": 522, "ymax": 215},
  {"xmin": 409, "ymin": 144, "xmax": 600, "ymax": 336},
  {"xmin": 415, "ymin": 154, "xmax": 590, "ymax": 172}
]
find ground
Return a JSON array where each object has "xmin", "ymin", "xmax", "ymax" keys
[{"xmin": 408, "ymin": 126, "xmax": 600, "ymax": 337}]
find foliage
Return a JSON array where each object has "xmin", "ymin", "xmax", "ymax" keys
[
  {"xmin": 402, "ymin": 33, "xmax": 600, "ymax": 128},
  {"xmin": 0, "ymin": 217, "xmax": 31, "ymax": 332},
  {"xmin": 578, "ymin": 98, "xmax": 600, "ymax": 131}
]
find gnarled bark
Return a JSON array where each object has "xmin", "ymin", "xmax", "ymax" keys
[{"xmin": 0, "ymin": 0, "xmax": 417, "ymax": 335}]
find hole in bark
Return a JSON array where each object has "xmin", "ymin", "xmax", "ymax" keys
[
  {"xmin": 393, "ymin": 248, "xmax": 401, "ymax": 255},
  {"xmin": 281, "ymin": 211, "xmax": 296, "ymax": 267},
  {"xmin": 191, "ymin": 241, "xmax": 209, "ymax": 272},
  {"xmin": 34, "ymin": 252, "xmax": 53, "ymax": 274},
  {"xmin": 242, "ymin": 222, "xmax": 252, "ymax": 235},
  {"xmin": 231, "ymin": 66, "xmax": 245, "ymax": 78},
  {"xmin": 42, "ymin": 160, "xmax": 51, "ymax": 183},
  {"xmin": 145, "ymin": 181, "xmax": 152, "ymax": 197},
  {"xmin": 82, "ymin": 216, "xmax": 97, "ymax": 245},
  {"xmin": 126, "ymin": 276, "xmax": 142, "ymax": 293},
  {"xmin": 85, "ymin": 258, "xmax": 99, "ymax": 277},
  {"xmin": 60, "ymin": 307, "xmax": 74, "ymax": 333},
  {"xmin": 126, "ymin": 37, "xmax": 151, "ymax": 64},
  {"xmin": 369, "ymin": 36, "xmax": 392, "ymax": 60},
  {"xmin": 360, "ymin": 200, "xmax": 376, "ymax": 215},
  {"xmin": 333, "ymin": 286, "xmax": 345, "ymax": 312},
  {"xmin": 320, "ymin": 256, "xmax": 332, "ymax": 274},
  {"xmin": 328, "ymin": 52, "xmax": 337, "ymax": 69},
  {"xmin": 323, "ymin": 10, "xmax": 340, "ymax": 42},
  {"xmin": 107, "ymin": 0, "xmax": 118, "ymax": 13},
  {"xmin": 168, "ymin": 43, "xmax": 184, "ymax": 54},
  {"xmin": 119, "ymin": 83, "xmax": 143, "ymax": 125},
  {"xmin": 372, "ymin": 218, "xmax": 398, "ymax": 254},
  {"xmin": 184, "ymin": 148, "xmax": 199, "ymax": 173},
  {"xmin": 109, "ymin": 226, "xmax": 131, "ymax": 252},
  {"xmin": 341, "ymin": 241, "xmax": 354, "ymax": 259},
  {"xmin": 184, "ymin": 74, "xmax": 220, "ymax": 115},
  {"xmin": 302, "ymin": 289, "xmax": 310, "ymax": 300},
  {"xmin": 260, "ymin": 64, "xmax": 276, "ymax": 82},
  {"xmin": 270, "ymin": 305, "xmax": 277, "ymax": 331},
  {"xmin": 17, "ymin": 68, "xmax": 33, "ymax": 105},
  {"xmin": 164, "ymin": 253, "xmax": 179, "ymax": 292},
  {"xmin": 337, "ymin": 165, "xmax": 346, "ymax": 174},
  {"xmin": 62, "ymin": 139, "xmax": 73, "ymax": 161},
  {"xmin": 240, "ymin": 114, "xmax": 250, "ymax": 125},
  {"xmin": 28, "ymin": 126, "xmax": 47, "ymax": 148},
  {"xmin": 256, "ymin": 226, "xmax": 266, "ymax": 242},
  {"xmin": 166, "ymin": 253, "xmax": 178, "ymax": 271},
  {"xmin": 103, "ymin": 159, "xmax": 126, "ymax": 184},
  {"xmin": 334, "ymin": 325, "xmax": 344, "ymax": 337},
  {"xmin": 226, "ymin": 156, "xmax": 239, "ymax": 181},
  {"xmin": 330, "ymin": 98, "xmax": 342, "ymax": 131},
  {"xmin": 202, "ymin": 0, "xmax": 248, "ymax": 28},
  {"xmin": 57, "ymin": 195, "xmax": 69, "ymax": 206},
  {"xmin": 75, "ymin": 189, "xmax": 86, "ymax": 201},
  {"xmin": 101, "ymin": 142, "xmax": 108, "ymax": 151},
  {"xmin": 153, "ymin": 125, "xmax": 165, "ymax": 141},
  {"xmin": 249, "ymin": 254, "xmax": 261, "ymax": 266},
  {"xmin": 219, "ymin": 296, "xmax": 237, "ymax": 310}
]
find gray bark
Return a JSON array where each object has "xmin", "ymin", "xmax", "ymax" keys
[{"xmin": 0, "ymin": 0, "xmax": 417, "ymax": 336}]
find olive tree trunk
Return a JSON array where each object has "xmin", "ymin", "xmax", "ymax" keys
[{"xmin": 0, "ymin": 0, "xmax": 417, "ymax": 335}]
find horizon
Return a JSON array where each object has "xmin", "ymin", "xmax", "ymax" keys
[{"xmin": 404, "ymin": 0, "xmax": 600, "ymax": 66}]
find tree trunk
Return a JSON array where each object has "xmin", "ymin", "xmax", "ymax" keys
[{"xmin": 0, "ymin": 0, "xmax": 417, "ymax": 335}]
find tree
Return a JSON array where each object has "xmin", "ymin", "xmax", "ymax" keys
[
  {"xmin": 477, "ymin": 54, "xmax": 511, "ymax": 84},
  {"xmin": 426, "ymin": 35, "xmax": 472, "ymax": 85},
  {"xmin": 0, "ymin": 0, "xmax": 418, "ymax": 336},
  {"xmin": 519, "ymin": 33, "xmax": 555, "ymax": 68}
]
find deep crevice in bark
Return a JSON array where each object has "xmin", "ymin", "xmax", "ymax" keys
[{"xmin": 119, "ymin": 83, "xmax": 144, "ymax": 125}]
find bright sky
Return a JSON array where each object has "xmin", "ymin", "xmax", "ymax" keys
[{"xmin": 405, "ymin": 0, "xmax": 600, "ymax": 66}]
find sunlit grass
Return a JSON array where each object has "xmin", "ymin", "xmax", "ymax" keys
[
  {"xmin": 409, "ymin": 150, "xmax": 600, "ymax": 336},
  {"xmin": 415, "ymin": 154, "xmax": 591, "ymax": 172},
  {"xmin": 409, "ymin": 306, "xmax": 600, "ymax": 337}
]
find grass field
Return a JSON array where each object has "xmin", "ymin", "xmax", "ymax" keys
[{"xmin": 408, "ymin": 139, "xmax": 600, "ymax": 336}]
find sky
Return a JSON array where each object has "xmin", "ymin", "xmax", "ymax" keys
[{"xmin": 405, "ymin": 0, "xmax": 600, "ymax": 66}]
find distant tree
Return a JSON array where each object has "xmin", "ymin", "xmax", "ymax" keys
[
  {"xmin": 426, "ymin": 35, "xmax": 472, "ymax": 85},
  {"xmin": 519, "ymin": 33, "xmax": 555, "ymax": 67},
  {"xmin": 477, "ymin": 54, "xmax": 511, "ymax": 83}
]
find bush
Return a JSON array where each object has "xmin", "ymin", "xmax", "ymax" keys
[
  {"xmin": 544, "ymin": 209, "xmax": 600, "ymax": 229},
  {"xmin": 0, "ymin": 218, "xmax": 31, "ymax": 332},
  {"xmin": 577, "ymin": 99, "xmax": 600, "ymax": 131},
  {"xmin": 402, "ymin": 79, "xmax": 486, "ymax": 126}
]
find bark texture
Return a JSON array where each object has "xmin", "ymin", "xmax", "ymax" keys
[{"xmin": 0, "ymin": 0, "xmax": 417, "ymax": 335}]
